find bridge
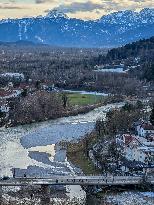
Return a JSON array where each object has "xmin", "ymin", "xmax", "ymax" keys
[
  {"xmin": 0, "ymin": 175, "xmax": 154, "ymax": 186},
  {"xmin": 0, "ymin": 175, "xmax": 154, "ymax": 204}
]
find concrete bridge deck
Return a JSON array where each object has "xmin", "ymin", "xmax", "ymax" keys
[
  {"xmin": 0, "ymin": 175, "xmax": 154, "ymax": 186},
  {"xmin": 0, "ymin": 175, "xmax": 153, "ymax": 205}
]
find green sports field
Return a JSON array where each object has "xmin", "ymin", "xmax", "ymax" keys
[{"xmin": 67, "ymin": 92, "xmax": 104, "ymax": 106}]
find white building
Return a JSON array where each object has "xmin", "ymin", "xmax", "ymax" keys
[
  {"xmin": 124, "ymin": 137, "xmax": 143, "ymax": 162},
  {"xmin": 137, "ymin": 146, "xmax": 154, "ymax": 164},
  {"xmin": 0, "ymin": 104, "xmax": 9, "ymax": 113},
  {"xmin": 0, "ymin": 73, "xmax": 24, "ymax": 79},
  {"xmin": 137, "ymin": 123, "xmax": 154, "ymax": 138},
  {"xmin": 116, "ymin": 133, "xmax": 154, "ymax": 164},
  {"xmin": 0, "ymin": 89, "xmax": 22, "ymax": 100}
]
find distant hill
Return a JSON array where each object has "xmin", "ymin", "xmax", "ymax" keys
[
  {"xmin": 13, "ymin": 40, "xmax": 36, "ymax": 46},
  {"xmin": 106, "ymin": 36, "xmax": 154, "ymax": 61},
  {"xmin": 101, "ymin": 36, "xmax": 154, "ymax": 81},
  {"xmin": 0, "ymin": 8, "xmax": 153, "ymax": 47},
  {"xmin": 0, "ymin": 40, "xmax": 40, "ymax": 46}
]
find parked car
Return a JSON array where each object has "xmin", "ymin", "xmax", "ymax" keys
[{"xmin": 1, "ymin": 176, "xmax": 10, "ymax": 180}]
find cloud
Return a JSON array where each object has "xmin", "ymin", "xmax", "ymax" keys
[
  {"xmin": 35, "ymin": 0, "xmax": 48, "ymax": 3},
  {"xmin": 51, "ymin": 0, "xmax": 153, "ymax": 16},
  {"xmin": 0, "ymin": 5, "xmax": 25, "ymax": 10},
  {"xmin": 35, "ymin": 0, "xmax": 57, "ymax": 3},
  {"xmin": 0, "ymin": 0, "xmax": 153, "ymax": 20},
  {"xmin": 52, "ymin": 1, "xmax": 104, "ymax": 13},
  {"xmin": 98, "ymin": 0, "xmax": 154, "ymax": 13}
]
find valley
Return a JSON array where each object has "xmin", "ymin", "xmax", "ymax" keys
[{"xmin": 0, "ymin": 5, "xmax": 153, "ymax": 205}]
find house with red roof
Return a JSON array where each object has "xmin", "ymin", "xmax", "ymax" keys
[
  {"xmin": 116, "ymin": 133, "xmax": 140, "ymax": 147},
  {"xmin": 116, "ymin": 133, "xmax": 154, "ymax": 164},
  {"xmin": 0, "ymin": 89, "xmax": 21, "ymax": 100}
]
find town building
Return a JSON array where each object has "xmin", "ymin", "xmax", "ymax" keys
[
  {"xmin": 117, "ymin": 133, "xmax": 154, "ymax": 163},
  {"xmin": 137, "ymin": 123, "xmax": 154, "ymax": 137}
]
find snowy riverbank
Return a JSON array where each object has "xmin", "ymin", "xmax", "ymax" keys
[{"xmin": 0, "ymin": 102, "xmax": 126, "ymax": 204}]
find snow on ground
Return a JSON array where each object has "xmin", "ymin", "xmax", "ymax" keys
[
  {"xmin": 62, "ymin": 89, "xmax": 109, "ymax": 96},
  {"xmin": 93, "ymin": 67, "xmax": 128, "ymax": 73},
  {"xmin": 28, "ymin": 144, "xmax": 56, "ymax": 161},
  {"xmin": 0, "ymin": 72, "xmax": 24, "ymax": 78},
  {"xmin": 106, "ymin": 191, "xmax": 154, "ymax": 205}
]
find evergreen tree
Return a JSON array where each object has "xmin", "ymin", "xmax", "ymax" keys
[
  {"xmin": 21, "ymin": 88, "xmax": 28, "ymax": 97},
  {"xmin": 62, "ymin": 93, "xmax": 68, "ymax": 109},
  {"xmin": 0, "ymin": 110, "xmax": 4, "ymax": 118},
  {"xmin": 150, "ymin": 105, "xmax": 154, "ymax": 125}
]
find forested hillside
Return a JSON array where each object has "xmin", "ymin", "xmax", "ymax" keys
[
  {"xmin": 106, "ymin": 36, "xmax": 154, "ymax": 61},
  {"xmin": 97, "ymin": 36, "xmax": 154, "ymax": 81}
]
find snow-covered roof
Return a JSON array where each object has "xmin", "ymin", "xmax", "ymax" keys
[
  {"xmin": 0, "ymin": 73, "xmax": 24, "ymax": 79},
  {"xmin": 94, "ymin": 67, "xmax": 128, "ymax": 73},
  {"xmin": 0, "ymin": 90, "xmax": 21, "ymax": 99},
  {"xmin": 138, "ymin": 146, "xmax": 154, "ymax": 153},
  {"xmin": 142, "ymin": 124, "xmax": 154, "ymax": 131}
]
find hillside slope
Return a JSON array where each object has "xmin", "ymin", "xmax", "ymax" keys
[{"xmin": 100, "ymin": 36, "xmax": 154, "ymax": 81}]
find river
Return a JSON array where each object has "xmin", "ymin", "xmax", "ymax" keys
[{"xmin": 0, "ymin": 102, "xmax": 124, "ymax": 204}]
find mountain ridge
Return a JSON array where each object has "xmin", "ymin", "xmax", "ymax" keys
[{"xmin": 0, "ymin": 8, "xmax": 153, "ymax": 47}]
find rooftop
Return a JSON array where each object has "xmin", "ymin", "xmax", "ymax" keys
[
  {"xmin": 123, "ymin": 134, "xmax": 141, "ymax": 146},
  {"xmin": 0, "ymin": 89, "xmax": 21, "ymax": 99},
  {"xmin": 142, "ymin": 123, "xmax": 154, "ymax": 131}
]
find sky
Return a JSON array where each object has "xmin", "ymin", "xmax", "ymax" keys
[{"xmin": 0, "ymin": 0, "xmax": 153, "ymax": 20}]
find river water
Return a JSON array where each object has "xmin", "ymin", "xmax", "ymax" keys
[{"xmin": 0, "ymin": 102, "xmax": 124, "ymax": 203}]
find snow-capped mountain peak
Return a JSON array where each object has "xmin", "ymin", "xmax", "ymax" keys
[
  {"xmin": 140, "ymin": 8, "xmax": 154, "ymax": 15},
  {"xmin": 99, "ymin": 8, "xmax": 154, "ymax": 24},
  {"xmin": 99, "ymin": 10, "xmax": 137, "ymax": 24},
  {"xmin": 44, "ymin": 9, "xmax": 68, "ymax": 19},
  {"xmin": 0, "ymin": 8, "xmax": 153, "ymax": 47}
]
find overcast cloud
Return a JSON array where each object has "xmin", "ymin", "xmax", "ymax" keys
[{"xmin": 0, "ymin": 0, "xmax": 153, "ymax": 19}]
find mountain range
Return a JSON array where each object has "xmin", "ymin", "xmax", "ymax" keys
[{"xmin": 0, "ymin": 8, "xmax": 154, "ymax": 48}]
